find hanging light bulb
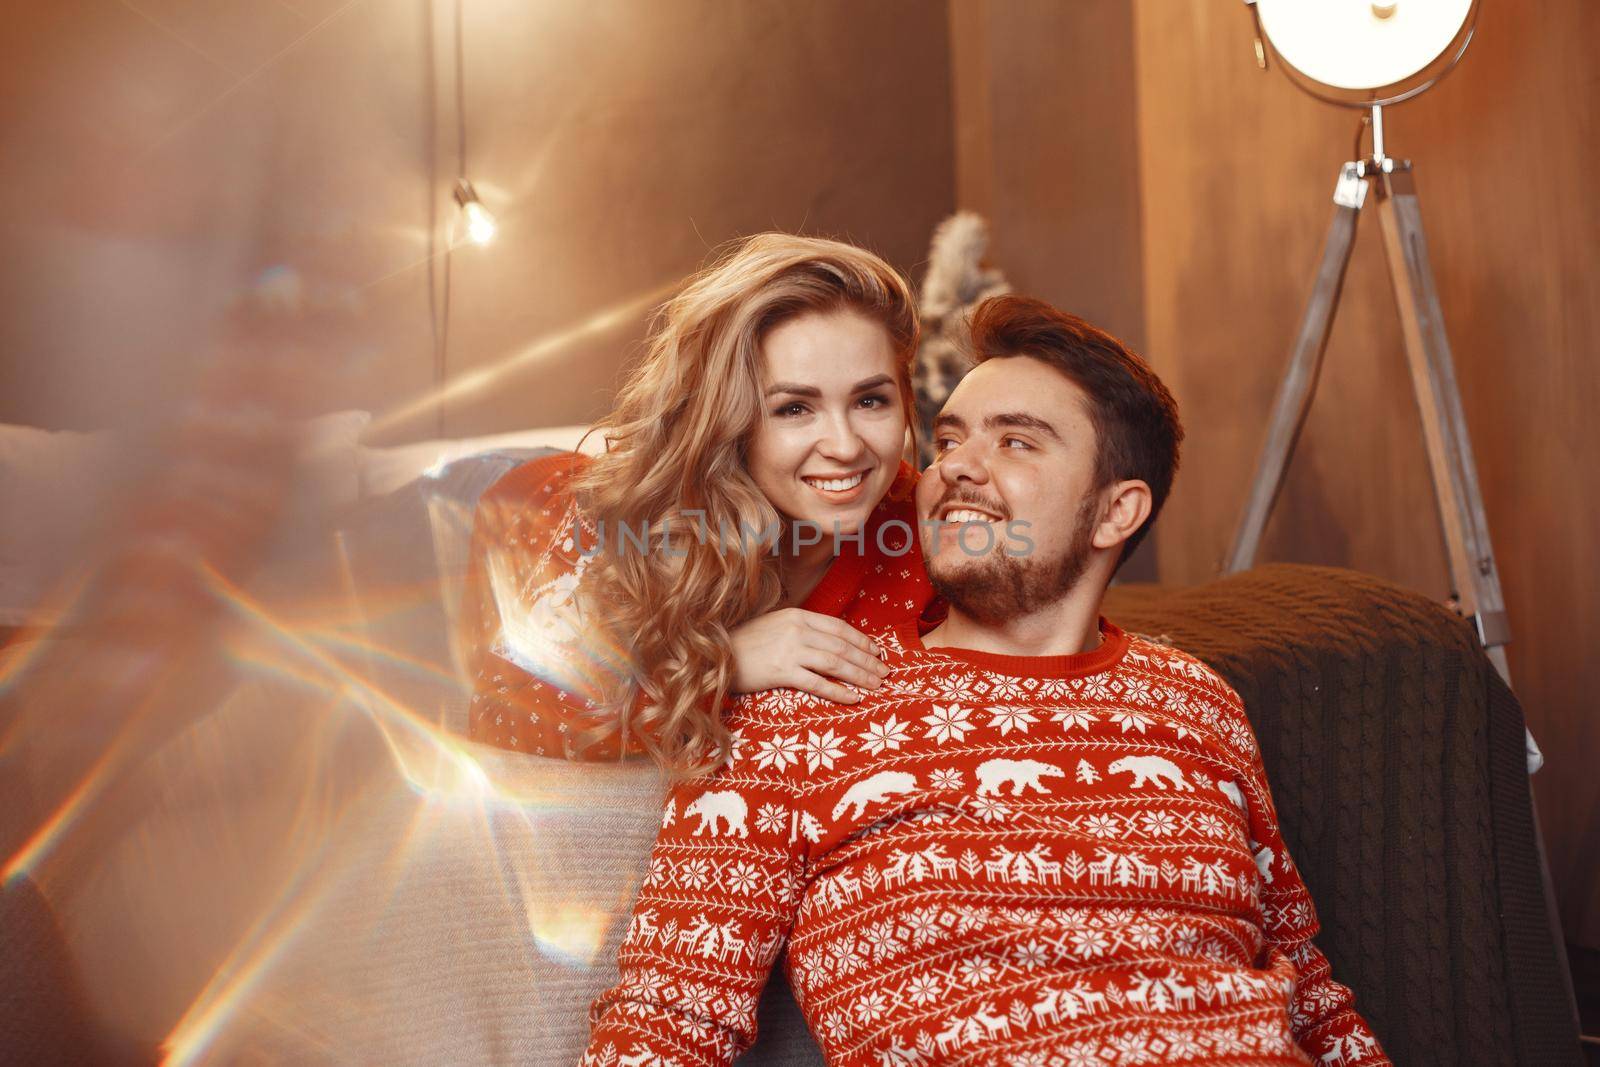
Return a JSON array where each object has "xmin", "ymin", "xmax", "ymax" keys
[{"xmin": 452, "ymin": 178, "xmax": 497, "ymax": 245}]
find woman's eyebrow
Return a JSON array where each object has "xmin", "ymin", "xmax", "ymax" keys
[{"xmin": 764, "ymin": 373, "xmax": 895, "ymax": 398}]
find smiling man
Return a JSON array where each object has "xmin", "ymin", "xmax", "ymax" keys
[
  {"xmin": 918, "ymin": 307, "xmax": 1171, "ymax": 643},
  {"xmin": 584, "ymin": 296, "xmax": 1387, "ymax": 1067}
]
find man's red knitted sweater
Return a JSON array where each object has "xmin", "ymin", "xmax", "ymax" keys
[
  {"xmin": 584, "ymin": 620, "xmax": 1388, "ymax": 1066},
  {"xmin": 459, "ymin": 451, "xmax": 935, "ymax": 759}
]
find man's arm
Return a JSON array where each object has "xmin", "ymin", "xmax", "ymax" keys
[{"xmin": 583, "ymin": 768, "xmax": 806, "ymax": 1066}]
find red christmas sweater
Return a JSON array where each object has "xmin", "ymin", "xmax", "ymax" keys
[
  {"xmin": 583, "ymin": 619, "xmax": 1389, "ymax": 1067},
  {"xmin": 460, "ymin": 451, "xmax": 936, "ymax": 759}
]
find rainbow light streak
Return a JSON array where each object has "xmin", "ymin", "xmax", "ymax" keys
[{"xmin": 367, "ymin": 280, "xmax": 680, "ymax": 436}]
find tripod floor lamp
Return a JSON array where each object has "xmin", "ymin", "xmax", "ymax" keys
[{"xmin": 1230, "ymin": 0, "xmax": 1511, "ymax": 684}]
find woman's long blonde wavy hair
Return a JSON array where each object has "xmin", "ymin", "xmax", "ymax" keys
[{"xmin": 571, "ymin": 233, "xmax": 919, "ymax": 779}]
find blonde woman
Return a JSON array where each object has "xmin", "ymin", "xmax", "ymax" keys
[{"xmin": 460, "ymin": 234, "xmax": 939, "ymax": 776}]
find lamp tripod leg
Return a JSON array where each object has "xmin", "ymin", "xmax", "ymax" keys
[
  {"xmin": 1226, "ymin": 163, "xmax": 1368, "ymax": 574},
  {"xmin": 1373, "ymin": 163, "xmax": 1512, "ymax": 683}
]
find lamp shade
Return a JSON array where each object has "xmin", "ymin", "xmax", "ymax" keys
[{"xmin": 1255, "ymin": 0, "xmax": 1476, "ymax": 103}]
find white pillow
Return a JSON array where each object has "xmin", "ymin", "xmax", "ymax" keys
[{"xmin": 298, "ymin": 409, "xmax": 372, "ymax": 515}]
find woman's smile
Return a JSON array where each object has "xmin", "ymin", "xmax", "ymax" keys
[{"xmin": 801, "ymin": 468, "xmax": 872, "ymax": 504}]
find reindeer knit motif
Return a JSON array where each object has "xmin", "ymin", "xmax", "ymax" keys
[{"xmin": 584, "ymin": 620, "xmax": 1388, "ymax": 1067}]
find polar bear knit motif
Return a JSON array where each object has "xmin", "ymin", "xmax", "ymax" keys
[
  {"xmin": 831, "ymin": 771, "xmax": 917, "ymax": 820},
  {"xmin": 1106, "ymin": 754, "xmax": 1193, "ymax": 790},
  {"xmin": 684, "ymin": 790, "xmax": 748, "ymax": 837},
  {"xmin": 975, "ymin": 758, "xmax": 1066, "ymax": 796}
]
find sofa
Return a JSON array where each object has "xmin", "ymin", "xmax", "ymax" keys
[{"xmin": 1, "ymin": 431, "xmax": 1582, "ymax": 1065}]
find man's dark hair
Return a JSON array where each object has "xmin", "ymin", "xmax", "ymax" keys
[{"xmin": 967, "ymin": 295, "xmax": 1184, "ymax": 565}]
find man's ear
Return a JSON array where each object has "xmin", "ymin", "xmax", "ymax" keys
[{"xmin": 1092, "ymin": 480, "xmax": 1153, "ymax": 551}]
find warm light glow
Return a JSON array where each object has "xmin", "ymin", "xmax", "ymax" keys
[
  {"xmin": 452, "ymin": 178, "xmax": 497, "ymax": 246},
  {"xmin": 1255, "ymin": 0, "xmax": 1472, "ymax": 91},
  {"xmin": 366, "ymin": 278, "xmax": 680, "ymax": 434},
  {"xmin": 460, "ymin": 199, "xmax": 497, "ymax": 245}
]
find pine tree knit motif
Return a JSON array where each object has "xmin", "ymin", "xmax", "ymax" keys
[
  {"xmin": 459, "ymin": 452, "xmax": 935, "ymax": 759},
  {"xmin": 584, "ymin": 620, "xmax": 1389, "ymax": 1067}
]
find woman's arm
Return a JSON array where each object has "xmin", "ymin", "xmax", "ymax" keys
[
  {"xmin": 583, "ymin": 767, "xmax": 806, "ymax": 1066},
  {"xmin": 460, "ymin": 456, "xmax": 895, "ymax": 758},
  {"xmin": 459, "ymin": 453, "xmax": 644, "ymax": 759}
]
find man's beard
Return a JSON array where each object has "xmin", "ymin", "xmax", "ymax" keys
[{"xmin": 928, "ymin": 493, "xmax": 1100, "ymax": 626}]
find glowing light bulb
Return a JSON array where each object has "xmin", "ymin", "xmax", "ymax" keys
[
  {"xmin": 1255, "ymin": 0, "xmax": 1472, "ymax": 92},
  {"xmin": 452, "ymin": 179, "xmax": 497, "ymax": 246}
]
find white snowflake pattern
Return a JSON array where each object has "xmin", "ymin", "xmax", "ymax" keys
[
  {"xmin": 1161, "ymin": 1029, "xmax": 1207, "ymax": 1058},
  {"xmin": 970, "ymin": 795, "xmax": 1010, "ymax": 822},
  {"xmin": 852, "ymin": 991, "xmax": 888, "ymax": 1025},
  {"xmin": 753, "ymin": 734, "xmax": 801, "ymax": 772},
  {"xmin": 857, "ymin": 715, "xmax": 911, "ymax": 756},
  {"xmin": 1122, "ymin": 920, "xmax": 1163, "ymax": 950},
  {"xmin": 677, "ymin": 981, "xmax": 715, "ymax": 1015},
  {"xmin": 935, "ymin": 672, "xmax": 979, "ymax": 700},
  {"xmin": 1224, "ymin": 717, "xmax": 1259, "ymax": 757},
  {"xmin": 862, "ymin": 920, "xmax": 902, "ymax": 962},
  {"xmin": 1061, "ymin": 1040, "xmax": 1103, "ymax": 1067},
  {"xmin": 1305, "ymin": 981, "xmax": 1347, "ymax": 1012},
  {"xmin": 623, "ymin": 969, "xmax": 669, "ymax": 997},
  {"xmin": 987, "ymin": 704, "xmax": 1038, "ymax": 735},
  {"xmin": 755, "ymin": 803, "xmax": 788, "ymax": 835},
  {"xmin": 723, "ymin": 861, "xmax": 760, "ymax": 896},
  {"xmin": 954, "ymin": 906, "xmax": 989, "ymax": 935},
  {"xmin": 1111, "ymin": 1031, "xmax": 1155, "ymax": 1064},
  {"xmin": 1050, "ymin": 706, "xmax": 1097, "ymax": 731},
  {"xmin": 1245, "ymin": 1020, "xmax": 1288, "ymax": 1051},
  {"xmin": 1107, "ymin": 707, "xmax": 1155, "ymax": 733},
  {"xmin": 1079, "ymin": 813, "xmax": 1121, "ymax": 839},
  {"xmin": 1139, "ymin": 809, "xmax": 1181, "ymax": 837},
  {"xmin": 929, "ymin": 767, "xmax": 965, "ymax": 791},
  {"xmin": 956, "ymin": 955, "xmax": 997, "ymax": 985},
  {"xmin": 985, "ymin": 675, "xmax": 1029, "ymax": 700},
  {"xmin": 922, "ymin": 703, "xmax": 974, "ymax": 744},
  {"xmin": 904, "ymin": 972, "xmax": 942, "ymax": 1005},
  {"xmin": 802, "ymin": 728, "xmax": 846, "ymax": 773},
  {"xmin": 679, "ymin": 858, "xmax": 712, "ymax": 890},
  {"xmin": 1011, "ymin": 939, "xmax": 1050, "ymax": 967},
  {"xmin": 1212, "ymin": 1027, "xmax": 1251, "ymax": 1054},
  {"xmin": 1070, "ymin": 927, "xmax": 1111, "ymax": 958},
  {"xmin": 900, "ymin": 907, "xmax": 942, "ymax": 947}
]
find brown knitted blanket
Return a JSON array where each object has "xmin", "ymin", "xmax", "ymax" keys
[{"xmin": 1102, "ymin": 563, "xmax": 1578, "ymax": 1066}]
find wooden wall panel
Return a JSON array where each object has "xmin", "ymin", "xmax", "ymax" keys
[
  {"xmin": 947, "ymin": 0, "xmax": 1153, "ymax": 576},
  {"xmin": 1132, "ymin": 0, "xmax": 1600, "ymax": 945},
  {"xmin": 0, "ymin": 1, "xmax": 955, "ymax": 442}
]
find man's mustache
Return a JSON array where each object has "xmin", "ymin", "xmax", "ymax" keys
[{"xmin": 927, "ymin": 492, "xmax": 1011, "ymax": 522}]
